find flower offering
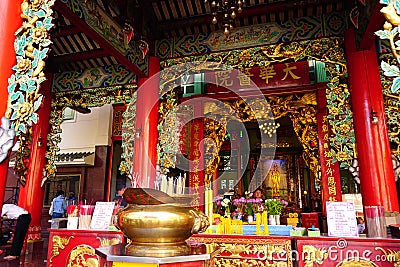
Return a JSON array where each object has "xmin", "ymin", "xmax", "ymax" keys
[{"xmin": 265, "ymin": 198, "xmax": 288, "ymax": 215}]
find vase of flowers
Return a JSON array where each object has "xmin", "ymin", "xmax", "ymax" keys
[
  {"xmin": 232, "ymin": 192, "xmax": 264, "ymax": 222},
  {"xmin": 221, "ymin": 198, "xmax": 232, "ymax": 217},
  {"xmin": 265, "ymin": 198, "xmax": 288, "ymax": 225}
]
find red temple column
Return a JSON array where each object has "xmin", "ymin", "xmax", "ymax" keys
[
  {"xmin": 133, "ymin": 56, "xmax": 160, "ymax": 188},
  {"xmin": 18, "ymin": 74, "xmax": 53, "ymax": 240},
  {"xmin": 316, "ymin": 87, "xmax": 342, "ymax": 214},
  {"xmin": 346, "ymin": 40, "xmax": 399, "ymax": 212},
  {"xmin": 0, "ymin": 0, "xmax": 23, "ymax": 205}
]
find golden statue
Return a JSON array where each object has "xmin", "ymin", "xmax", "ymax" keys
[{"xmin": 269, "ymin": 163, "xmax": 281, "ymax": 197}]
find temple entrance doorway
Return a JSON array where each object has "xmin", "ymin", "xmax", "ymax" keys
[{"xmin": 216, "ymin": 115, "xmax": 314, "ymax": 211}]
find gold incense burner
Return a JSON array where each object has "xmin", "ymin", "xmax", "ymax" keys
[{"xmin": 116, "ymin": 188, "xmax": 209, "ymax": 257}]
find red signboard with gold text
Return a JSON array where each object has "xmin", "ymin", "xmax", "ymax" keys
[{"xmin": 206, "ymin": 61, "xmax": 310, "ymax": 93}]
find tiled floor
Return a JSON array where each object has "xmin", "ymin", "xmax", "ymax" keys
[{"xmin": 0, "ymin": 232, "xmax": 49, "ymax": 267}]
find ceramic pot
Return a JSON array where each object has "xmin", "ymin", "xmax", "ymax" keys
[
  {"xmin": 268, "ymin": 214, "xmax": 276, "ymax": 225},
  {"xmin": 275, "ymin": 214, "xmax": 281, "ymax": 225}
]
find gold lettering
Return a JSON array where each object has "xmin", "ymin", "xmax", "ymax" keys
[
  {"xmin": 282, "ymin": 63, "xmax": 301, "ymax": 80},
  {"xmin": 324, "ymin": 151, "xmax": 332, "ymax": 158},
  {"xmin": 328, "ymin": 186, "xmax": 337, "ymax": 195},
  {"xmin": 215, "ymin": 70, "xmax": 233, "ymax": 87},
  {"xmin": 326, "ymin": 160, "xmax": 332, "ymax": 167},
  {"xmin": 238, "ymin": 68, "xmax": 254, "ymax": 86},
  {"xmin": 259, "ymin": 65, "xmax": 277, "ymax": 84},
  {"xmin": 328, "ymin": 196, "xmax": 337, "ymax": 201},
  {"xmin": 193, "ymin": 150, "xmax": 200, "ymax": 157}
]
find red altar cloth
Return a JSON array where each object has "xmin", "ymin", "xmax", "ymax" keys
[{"xmin": 46, "ymin": 229, "xmax": 124, "ymax": 267}]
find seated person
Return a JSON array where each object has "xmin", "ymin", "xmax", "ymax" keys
[
  {"xmin": 113, "ymin": 186, "xmax": 127, "ymax": 207},
  {"xmin": 252, "ymin": 187, "xmax": 264, "ymax": 201},
  {"xmin": 357, "ymin": 217, "xmax": 365, "ymax": 234}
]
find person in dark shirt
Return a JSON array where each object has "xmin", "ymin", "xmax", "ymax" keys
[{"xmin": 113, "ymin": 187, "xmax": 127, "ymax": 207}]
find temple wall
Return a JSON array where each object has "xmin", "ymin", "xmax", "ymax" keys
[{"xmin": 59, "ymin": 104, "xmax": 113, "ymax": 152}]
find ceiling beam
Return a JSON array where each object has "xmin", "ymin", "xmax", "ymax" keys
[
  {"xmin": 158, "ymin": 0, "xmax": 344, "ymax": 32},
  {"xmin": 48, "ymin": 49, "xmax": 110, "ymax": 65},
  {"xmin": 54, "ymin": 0, "xmax": 146, "ymax": 77},
  {"xmin": 52, "ymin": 25, "xmax": 83, "ymax": 37},
  {"xmin": 138, "ymin": 0, "xmax": 162, "ymax": 39}
]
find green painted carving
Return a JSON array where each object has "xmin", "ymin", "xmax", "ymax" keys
[
  {"xmin": 380, "ymin": 53, "xmax": 400, "ymax": 159},
  {"xmin": 44, "ymin": 85, "xmax": 135, "ymax": 184},
  {"xmin": 6, "ymin": 0, "xmax": 56, "ymax": 185},
  {"xmin": 376, "ymin": 0, "xmax": 400, "ymax": 93},
  {"xmin": 52, "ymin": 65, "xmax": 137, "ymax": 92},
  {"xmin": 120, "ymin": 92, "xmax": 137, "ymax": 177}
]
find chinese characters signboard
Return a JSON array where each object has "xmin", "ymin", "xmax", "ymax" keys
[{"xmin": 206, "ymin": 61, "xmax": 310, "ymax": 93}]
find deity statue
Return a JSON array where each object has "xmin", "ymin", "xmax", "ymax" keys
[{"xmin": 269, "ymin": 163, "xmax": 281, "ymax": 197}]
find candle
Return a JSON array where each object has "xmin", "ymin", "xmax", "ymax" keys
[
  {"xmin": 176, "ymin": 175, "xmax": 182, "ymax": 194},
  {"xmin": 161, "ymin": 175, "xmax": 167, "ymax": 193},
  {"xmin": 209, "ymin": 190, "xmax": 214, "ymax": 227},
  {"xmin": 263, "ymin": 211, "xmax": 269, "ymax": 235},
  {"xmin": 204, "ymin": 190, "xmax": 209, "ymax": 224},
  {"xmin": 167, "ymin": 177, "xmax": 173, "ymax": 195},
  {"xmin": 256, "ymin": 213, "xmax": 261, "ymax": 234},
  {"xmin": 182, "ymin": 173, "xmax": 186, "ymax": 193}
]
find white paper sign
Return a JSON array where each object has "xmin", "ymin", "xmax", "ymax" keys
[
  {"xmin": 90, "ymin": 202, "xmax": 115, "ymax": 230},
  {"xmin": 326, "ymin": 201, "xmax": 358, "ymax": 237}
]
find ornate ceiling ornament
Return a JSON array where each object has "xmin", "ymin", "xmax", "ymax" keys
[{"xmin": 204, "ymin": 0, "xmax": 243, "ymax": 35}]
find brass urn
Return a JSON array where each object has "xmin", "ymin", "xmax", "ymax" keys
[{"xmin": 116, "ymin": 188, "xmax": 209, "ymax": 257}]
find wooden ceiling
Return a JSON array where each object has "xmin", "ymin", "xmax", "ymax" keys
[
  {"xmin": 95, "ymin": 0, "xmax": 350, "ymax": 39},
  {"xmin": 48, "ymin": 0, "xmax": 353, "ymax": 73}
]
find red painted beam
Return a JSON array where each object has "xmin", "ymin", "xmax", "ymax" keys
[
  {"xmin": 54, "ymin": 0, "xmax": 146, "ymax": 77},
  {"xmin": 182, "ymin": 84, "xmax": 318, "ymax": 101}
]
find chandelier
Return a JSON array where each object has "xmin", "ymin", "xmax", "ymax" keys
[
  {"xmin": 259, "ymin": 121, "xmax": 280, "ymax": 138},
  {"xmin": 204, "ymin": 0, "xmax": 243, "ymax": 35}
]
